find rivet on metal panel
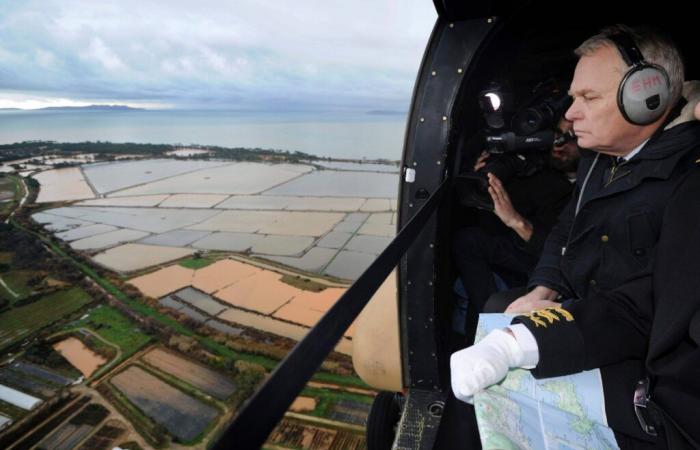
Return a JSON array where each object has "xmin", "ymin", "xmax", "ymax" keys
[
  {"xmin": 431, "ymin": 70, "xmax": 437, "ymax": 76},
  {"xmin": 429, "ymin": 401, "xmax": 445, "ymax": 418},
  {"xmin": 420, "ymin": 117, "xmax": 425, "ymax": 122}
]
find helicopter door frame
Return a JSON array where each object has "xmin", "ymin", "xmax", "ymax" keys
[{"xmin": 394, "ymin": 16, "xmax": 499, "ymax": 449}]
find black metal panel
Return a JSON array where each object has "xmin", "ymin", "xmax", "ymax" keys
[
  {"xmin": 393, "ymin": 16, "xmax": 498, "ymax": 450},
  {"xmin": 398, "ymin": 17, "xmax": 496, "ymax": 392},
  {"xmin": 392, "ymin": 389, "xmax": 446, "ymax": 450}
]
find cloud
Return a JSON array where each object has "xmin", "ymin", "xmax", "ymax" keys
[{"xmin": 0, "ymin": 0, "xmax": 436, "ymax": 110}]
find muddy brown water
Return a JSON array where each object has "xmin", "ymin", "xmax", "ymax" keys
[{"xmin": 53, "ymin": 337, "xmax": 107, "ymax": 377}]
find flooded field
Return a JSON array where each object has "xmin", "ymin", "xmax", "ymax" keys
[
  {"xmin": 111, "ymin": 366, "xmax": 218, "ymax": 442},
  {"xmin": 215, "ymin": 271, "xmax": 301, "ymax": 314},
  {"xmin": 158, "ymin": 193, "xmax": 228, "ymax": 208},
  {"xmin": 82, "ymin": 159, "xmax": 226, "ymax": 194},
  {"xmin": 131, "ymin": 257, "xmax": 358, "ymax": 354},
  {"xmin": 128, "ymin": 264, "xmax": 195, "ymax": 298},
  {"xmin": 77, "ymin": 194, "xmax": 168, "ymax": 207},
  {"xmin": 190, "ymin": 259, "xmax": 261, "ymax": 293},
  {"xmin": 52, "ymin": 337, "xmax": 107, "ymax": 377},
  {"xmin": 93, "ymin": 243, "xmax": 195, "ymax": 272},
  {"xmin": 34, "ymin": 168, "xmax": 94, "ymax": 203},
  {"xmin": 35, "ymin": 159, "xmax": 399, "ymax": 278},
  {"xmin": 265, "ymin": 171, "xmax": 397, "ymax": 198},
  {"xmin": 141, "ymin": 348, "xmax": 236, "ymax": 400},
  {"xmin": 111, "ymin": 162, "xmax": 312, "ymax": 196},
  {"xmin": 216, "ymin": 307, "xmax": 352, "ymax": 354}
]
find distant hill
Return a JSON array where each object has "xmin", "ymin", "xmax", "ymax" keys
[{"xmin": 38, "ymin": 104, "xmax": 143, "ymax": 111}]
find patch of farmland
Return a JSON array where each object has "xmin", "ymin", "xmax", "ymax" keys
[
  {"xmin": 328, "ymin": 399, "xmax": 371, "ymax": 426},
  {"xmin": 111, "ymin": 366, "xmax": 218, "ymax": 442},
  {"xmin": 77, "ymin": 420, "xmax": 126, "ymax": 450},
  {"xmin": 0, "ymin": 367, "xmax": 58, "ymax": 398},
  {"xmin": 10, "ymin": 361, "xmax": 75, "ymax": 386},
  {"xmin": 268, "ymin": 418, "xmax": 365, "ymax": 450},
  {"xmin": 0, "ymin": 287, "xmax": 92, "ymax": 350},
  {"xmin": 141, "ymin": 349, "xmax": 236, "ymax": 400},
  {"xmin": 39, "ymin": 403, "xmax": 109, "ymax": 450},
  {"xmin": 53, "ymin": 337, "xmax": 107, "ymax": 378}
]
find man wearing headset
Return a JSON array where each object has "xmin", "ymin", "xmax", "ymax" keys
[
  {"xmin": 488, "ymin": 25, "xmax": 700, "ymax": 316},
  {"xmin": 452, "ymin": 25, "xmax": 700, "ymax": 448}
]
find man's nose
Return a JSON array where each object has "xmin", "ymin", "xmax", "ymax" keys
[{"xmin": 565, "ymin": 100, "xmax": 581, "ymax": 121}]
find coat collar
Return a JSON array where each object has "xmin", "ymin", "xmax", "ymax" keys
[{"xmin": 578, "ymin": 122, "xmax": 700, "ymax": 204}]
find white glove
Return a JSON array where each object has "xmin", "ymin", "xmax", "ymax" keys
[{"xmin": 450, "ymin": 329, "xmax": 525, "ymax": 404}]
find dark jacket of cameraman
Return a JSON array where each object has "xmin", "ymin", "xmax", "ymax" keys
[
  {"xmin": 528, "ymin": 119, "xmax": 700, "ymax": 300},
  {"xmin": 512, "ymin": 165, "xmax": 700, "ymax": 448}
]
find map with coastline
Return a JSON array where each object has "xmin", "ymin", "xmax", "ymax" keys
[{"xmin": 473, "ymin": 314, "xmax": 620, "ymax": 450}]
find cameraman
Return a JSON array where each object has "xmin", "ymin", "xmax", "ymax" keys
[{"xmin": 452, "ymin": 117, "xmax": 579, "ymax": 314}]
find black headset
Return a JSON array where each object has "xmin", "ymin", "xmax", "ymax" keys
[{"xmin": 609, "ymin": 33, "xmax": 670, "ymax": 125}]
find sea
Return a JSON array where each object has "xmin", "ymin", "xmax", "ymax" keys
[{"xmin": 0, "ymin": 109, "xmax": 408, "ymax": 161}]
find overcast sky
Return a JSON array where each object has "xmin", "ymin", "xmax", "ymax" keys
[{"xmin": 0, "ymin": 1, "xmax": 436, "ymax": 110}]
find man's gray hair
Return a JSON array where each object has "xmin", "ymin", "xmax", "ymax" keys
[{"xmin": 575, "ymin": 24, "xmax": 685, "ymax": 108}]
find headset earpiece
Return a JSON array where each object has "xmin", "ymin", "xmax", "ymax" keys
[{"xmin": 609, "ymin": 33, "xmax": 670, "ymax": 125}]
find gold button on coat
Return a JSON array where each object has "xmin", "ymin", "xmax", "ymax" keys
[{"xmin": 601, "ymin": 235, "xmax": 609, "ymax": 242}]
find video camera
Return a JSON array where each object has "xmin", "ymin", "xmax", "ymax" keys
[{"xmin": 458, "ymin": 80, "xmax": 574, "ymax": 209}]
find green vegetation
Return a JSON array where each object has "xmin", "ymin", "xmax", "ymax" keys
[
  {"xmin": 280, "ymin": 274, "xmax": 327, "ymax": 292},
  {"xmin": 0, "ymin": 399, "xmax": 26, "ymax": 420},
  {"xmin": 0, "ymin": 175, "xmax": 22, "ymax": 218},
  {"xmin": 178, "ymin": 256, "xmax": 215, "ymax": 269},
  {"xmin": 1, "ymin": 270, "xmax": 35, "ymax": 302},
  {"xmin": 0, "ymin": 287, "xmax": 92, "ymax": 351},
  {"xmin": 70, "ymin": 305, "xmax": 151, "ymax": 360}
]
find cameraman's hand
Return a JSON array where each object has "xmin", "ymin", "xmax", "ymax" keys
[
  {"xmin": 474, "ymin": 151, "xmax": 490, "ymax": 171},
  {"xmin": 487, "ymin": 173, "xmax": 533, "ymax": 241}
]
